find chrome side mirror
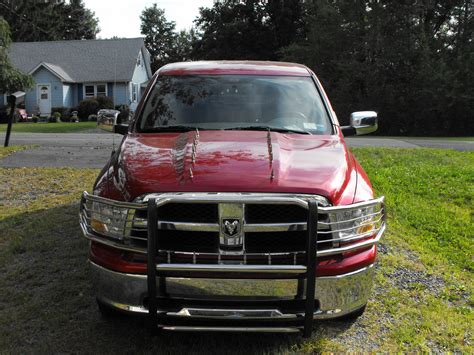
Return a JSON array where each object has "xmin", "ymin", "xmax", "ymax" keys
[
  {"xmin": 341, "ymin": 111, "xmax": 378, "ymax": 136},
  {"xmin": 98, "ymin": 110, "xmax": 119, "ymax": 132},
  {"xmin": 97, "ymin": 109, "xmax": 128, "ymax": 135}
]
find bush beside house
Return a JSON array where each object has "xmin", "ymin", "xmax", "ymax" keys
[
  {"xmin": 77, "ymin": 96, "xmax": 114, "ymax": 121},
  {"xmin": 77, "ymin": 99, "xmax": 99, "ymax": 121}
]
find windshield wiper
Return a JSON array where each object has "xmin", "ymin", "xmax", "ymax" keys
[
  {"xmin": 224, "ymin": 125, "xmax": 311, "ymax": 135},
  {"xmin": 141, "ymin": 125, "xmax": 205, "ymax": 133}
]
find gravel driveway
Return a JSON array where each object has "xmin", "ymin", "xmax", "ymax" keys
[{"xmin": 0, "ymin": 132, "xmax": 472, "ymax": 168}]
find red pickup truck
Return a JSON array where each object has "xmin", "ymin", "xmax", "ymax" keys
[{"xmin": 80, "ymin": 61, "xmax": 385, "ymax": 336}]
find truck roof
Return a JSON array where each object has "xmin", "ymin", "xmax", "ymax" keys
[{"xmin": 158, "ymin": 61, "xmax": 312, "ymax": 77}]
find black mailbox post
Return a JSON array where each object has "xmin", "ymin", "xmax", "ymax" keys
[{"xmin": 4, "ymin": 91, "xmax": 25, "ymax": 147}]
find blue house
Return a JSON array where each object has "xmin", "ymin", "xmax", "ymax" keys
[{"xmin": 5, "ymin": 38, "xmax": 152, "ymax": 116}]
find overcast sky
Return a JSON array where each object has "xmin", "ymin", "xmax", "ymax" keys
[{"xmin": 83, "ymin": 0, "xmax": 214, "ymax": 39}]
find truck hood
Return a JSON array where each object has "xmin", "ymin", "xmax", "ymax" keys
[{"xmin": 107, "ymin": 130, "xmax": 357, "ymax": 205}]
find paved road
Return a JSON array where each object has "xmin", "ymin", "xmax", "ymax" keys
[
  {"xmin": 0, "ymin": 132, "xmax": 122, "ymax": 168},
  {"xmin": 0, "ymin": 132, "xmax": 472, "ymax": 168}
]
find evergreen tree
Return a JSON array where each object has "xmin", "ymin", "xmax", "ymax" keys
[
  {"xmin": 140, "ymin": 4, "xmax": 177, "ymax": 72},
  {"xmin": 60, "ymin": 0, "xmax": 100, "ymax": 40}
]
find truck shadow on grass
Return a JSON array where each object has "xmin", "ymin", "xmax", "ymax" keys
[{"xmin": 0, "ymin": 203, "xmax": 358, "ymax": 353}]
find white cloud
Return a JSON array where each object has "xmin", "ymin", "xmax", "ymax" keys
[{"xmin": 83, "ymin": 0, "xmax": 214, "ymax": 39}]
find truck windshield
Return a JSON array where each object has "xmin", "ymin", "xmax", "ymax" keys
[{"xmin": 137, "ymin": 75, "xmax": 332, "ymax": 134}]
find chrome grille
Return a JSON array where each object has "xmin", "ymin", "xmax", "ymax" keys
[{"xmin": 129, "ymin": 201, "xmax": 333, "ymax": 255}]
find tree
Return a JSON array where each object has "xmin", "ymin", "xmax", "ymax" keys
[
  {"xmin": 192, "ymin": 0, "xmax": 274, "ymax": 60},
  {"xmin": 140, "ymin": 4, "xmax": 178, "ymax": 72},
  {"xmin": 168, "ymin": 29, "xmax": 197, "ymax": 63},
  {"xmin": 0, "ymin": 18, "xmax": 33, "ymax": 93},
  {"xmin": 0, "ymin": 0, "xmax": 99, "ymax": 42},
  {"xmin": 59, "ymin": 0, "xmax": 100, "ymax": 40},
  {"xmin": 192, "ymin": 0, "xmax": 306, "ymax": 60},
  {"xmin": 280, "ymin": 0, "xmax": 474, "ymax": 136}
]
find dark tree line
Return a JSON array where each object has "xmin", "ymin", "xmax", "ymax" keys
[
  {"xmin": 0, "ymin": 0, "xmax": 99, "ymax": 42},
  {"xmin": 1, "ymin": 0, "xmax": 471, "ymax": 135},
  {"xmin": 279, "ymin": 0, "xmax": 474, "ymax": 136},
  {"xmin": 142, "ymin": 0, "xmax": 473, "ymax": 136}
]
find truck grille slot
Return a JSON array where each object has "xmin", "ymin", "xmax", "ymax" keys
[
  {"xmin": 245, "ymin": 204, "xmax": 307, "ymax": 224},
  {"xmin": 159, "ymin": 230, "xmax": 219, "ymax": 253},
  {"xmin": 136, "ymin": 203, "xmax": 218, "ymax": 223},
  {"xmin": 245, "ymin": 232, "xmax": 307, "ymax": 253}
]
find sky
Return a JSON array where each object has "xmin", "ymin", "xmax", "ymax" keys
[{"xmin": 83, "ymin": 0, "xmax": 214, "ymax": 39}]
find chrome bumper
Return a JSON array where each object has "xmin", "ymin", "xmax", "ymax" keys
[{"xmin": 91, "ymin": 261, "xmax": 374, "ymax": 322}]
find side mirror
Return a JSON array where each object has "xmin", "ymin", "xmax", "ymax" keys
[
  {"xmin": 97, "ymin": 109, "xmax": 128, "ymax": 135},
  {"xmin": 341, "ymin": 111, "xmax": 378, "ymax": 136}
]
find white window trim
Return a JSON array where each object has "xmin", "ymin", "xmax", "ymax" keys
[
  {"xmin": 130, "ymin": 82, "xmax": 139, "ymax": 103},
  {"xmin": 83, "ymin": 83, "xmax": 108, "ymax": 98}
]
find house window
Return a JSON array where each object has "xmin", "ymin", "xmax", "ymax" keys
[
  {"xmin": 96, "ymin": 84, "xmax": 106, "ymax": 97},
  {"xmin": 84, "ymin": 84, "xmax": 107, "ymax": 98},
  {"xmin": 40, "ymin": 86, "xmax": 49, "ymax": 99},
  {"xmin": 85, "ymin": 85, "xmax": 95, "ymax": 98},
  {"xmin": 137, "ymin": 54, "xmax": 141, "ymax": 66}
]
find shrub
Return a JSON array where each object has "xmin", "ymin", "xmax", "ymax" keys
[
  {"xmin": 77, "ymin": 98, "xmax": 100, "ymax": 120},
  {"xmin": 96, "ymin": 96, "xmax": 114, "ymax": 109},
  {"xmin": 32, "ymin": 116, "xmax": 39, "ymax": 123},
  {"xmin": 51, "ymin": 107, "xmax": 68, "ymax": 119},
  {"xmin": 88, "ymin": 114, "xmax": 98, "ymax": 122},
  {"xmin": 60, "ymin": 108, "xmax": 75, "ymax": 122}
]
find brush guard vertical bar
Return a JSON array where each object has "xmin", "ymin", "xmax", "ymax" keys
[
  {"xmin": 147, "ymin": 198, "xmax": 159, "ymax": 331},
  {"xmin": 303, "ymin": 200, "xmax": 318, "ymax": 337}
]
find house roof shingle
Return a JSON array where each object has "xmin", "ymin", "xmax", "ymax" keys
[{"xmin": 9, "ymin": 38, "xmax": 150, "ymax": 82}]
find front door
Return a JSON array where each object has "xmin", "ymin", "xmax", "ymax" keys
[{"xmin": 37, "ymin": 84, "xmax": 51, "ymax": 117}]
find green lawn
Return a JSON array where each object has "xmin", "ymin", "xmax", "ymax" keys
[
  {"xmin": 0, "ymin": 122, "xmax": 97, "ymax": 133},
  {"xmin": 359, "ymin": 136, "xmax": 474, "ymax": 141},
  {"xmin": 0, "ymin": 148, "xmax": 472, "ymax": 352}
]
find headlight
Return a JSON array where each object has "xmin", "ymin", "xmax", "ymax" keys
[
  {"xmin": 328, "ymin": 202, "xmax": 384, "ymax": 244},
  {"xmin": 88, "ymin": 201, "xmax": 131, "ymax": 240}
]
